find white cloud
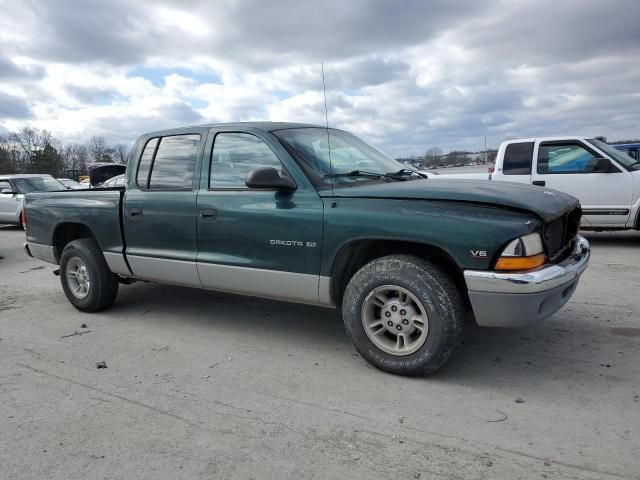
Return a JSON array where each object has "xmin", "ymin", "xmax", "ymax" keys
[{"xmin": 0, "ymin": 0, "xmax": 638, "ymax": 156}]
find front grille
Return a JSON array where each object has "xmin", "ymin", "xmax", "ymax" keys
[{"xmin": 542, "ymin": 207, "xmax": 581, "ymax": 263}]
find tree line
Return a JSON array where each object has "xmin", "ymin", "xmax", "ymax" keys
[
  {"xmin": 397, "ymin": 146, "xmax": 498, "ymax": 169},
  {"xmin": 0, "ymin": 126, "xmax": 130, "ymax": 178}
]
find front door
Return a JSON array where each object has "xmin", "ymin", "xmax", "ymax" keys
[
  {"xmin": 532, "ymin": 141, "xmax": 632, "ymax": 227},
  {"xmin": 196, "ymin": 129, "xmax": 325, "ymax": 304},
  {"xmin": 123, "ymin": 132, "xmax": 203, "ymax": 286}
]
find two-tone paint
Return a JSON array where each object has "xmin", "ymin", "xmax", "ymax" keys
[{"xmin": 24, "ymin": 122, "xmax": 585, "ymax": 325}]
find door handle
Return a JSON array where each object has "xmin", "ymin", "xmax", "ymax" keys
[
  {"xmin": 128, "ymin": 208, "xmax": 143, "ymax": 218},
  {"xmin": 532, "ymin": 180, "xmax": 546, "ymax": 186},
  {"xmin": 199, "ymin": 209, "xmax": 217, "ymax": 221}
]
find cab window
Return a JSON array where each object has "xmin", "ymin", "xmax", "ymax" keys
[
  {"xmin": 502, "ymin": 142, "xmax": 533, "ymax": 175},
  {"xmin": 210, "ymin": 133, "xmax": 284, "ymax": 189},
  {"xmin": 538, "ymin": 143, "xmax": 602, "ymax": 174},
  {"xmin": 136, "ymin": 138, "xmax": 158, "ymax": 188},
  {"xmin": 137, "ymin": 134, "xmax": 200, "ymax": 190}
]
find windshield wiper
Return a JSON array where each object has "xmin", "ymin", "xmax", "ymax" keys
[
  {"xmin": 389, "ymin": 168, "xmax": 429, "ymax": 179},
  {"xmin": 324, "ymin": 170, "xmax": 403, "ymax": 181}
]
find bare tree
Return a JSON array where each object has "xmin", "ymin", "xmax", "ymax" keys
[
  {"xmin": 88, "ymin": 136, "xmax": 113, "ymax": 163},
  {"xmin": 425, "ymin": 147, "xmax": 443, "ymax": 167},
  {"xmin": 61, "ymin": 143, "xmax": 89, "ymax": 172},
  {"xmin": 113, "ymin": 144, "xmax": 130, "ymax": 164}
]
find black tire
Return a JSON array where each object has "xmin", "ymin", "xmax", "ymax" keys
[
  {"xmin": 59, "ymin": 238, "xmax": 119, "ymax": 312},
  {"xmin": 342, "ymin": 255, "xmax": 464, "ymax": 376}
]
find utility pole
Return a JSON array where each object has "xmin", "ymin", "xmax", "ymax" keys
[{"xmin": 484, "ymin": 137, "xmax": 487, "ymax": 164}]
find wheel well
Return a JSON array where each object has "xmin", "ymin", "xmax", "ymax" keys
[
  {"xmin": 330, "ymin": 239, "xmax": 467, "ymax": 306},
  {"xmin": 52, "ymin": 223, "xmax": 98, "ymax": 262}
]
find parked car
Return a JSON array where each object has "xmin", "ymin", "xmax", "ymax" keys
[
  {"xmin": 24, "ymin": 122, "xmax": 589, "ymax": 375},
  {"xmin": 489, "ymin": 137, "xmax": 640, "ymax": 230},
  {"xmin": 612, "ymin": 142, "xmax": 640, "ymax": 161},
  {"xmin": 57, "ymin": 178, "xmax": 84, "ymax": 189},
  {"xmin": 87, "ymin": 163, "xmax": 126, "ymax": 188},
  {"xmin": 0, "ymin": 174, "xmax": 67, "ymax": 228},
  {"xmin": 97, "ymin": 174, "xmax": 126, "ymax": 189}
]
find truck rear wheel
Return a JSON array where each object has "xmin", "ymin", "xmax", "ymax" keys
[
  {"xmin": 59, "ymin": 238, "xmax": 119, "ymax": 312},
  {"xmin": 342, "ymin": 255, "xmax": 464, "ymax": 376}
]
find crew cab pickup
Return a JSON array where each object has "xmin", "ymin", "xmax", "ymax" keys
[
  {"xmin": 24, "ymin": 123, "xmax": 590, "ymax": 375},
  {"xmin": 490, "ymin": 137, "xmax": 640, "ymax": 230}
]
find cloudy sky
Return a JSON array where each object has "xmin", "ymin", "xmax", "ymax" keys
[{"xmin": 0, "ymin": 0, "xmax": 638, "ymax": 156}]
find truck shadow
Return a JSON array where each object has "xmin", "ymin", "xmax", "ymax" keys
[
  {"xmin": 580, "ymin": 230, "xmax": 640, "ymax": 247},
  {"xmin": 110, "ymin": 282, "xmax": 631, "ymax": 387}
]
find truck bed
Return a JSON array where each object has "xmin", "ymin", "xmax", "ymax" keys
[{"xmin": 24, "ymin": 189, "xmax": 125, "ymax": 263}]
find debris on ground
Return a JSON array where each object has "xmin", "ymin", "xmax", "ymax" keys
[
  {"xmin": 487, "ymin": 410, "xmax": 508, "ymax": 423},
  {"xmin": 515, "ymin": 397, "xmax": 525, "ymax": 404},
  {"xmin": 80, "ymin": 323, "xmax": 87, "ymax": 329},
  {"xmin": 152, "ymin": 345, "xmax": 169, "ymax": 351},
  {"xmin": 60, "ymin": 330, "xmax": 91, "ymax": 338},
  {"xmin": 96, "ymin": 361, "xmax": 107, "ymax": 369}
]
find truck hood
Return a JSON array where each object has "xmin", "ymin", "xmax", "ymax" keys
[{"xmin": 323, "ymin": 179, "xmax": 579, "ymax": 223}]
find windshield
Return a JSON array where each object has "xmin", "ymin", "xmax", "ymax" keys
[
  {"xmin": 587, "ymin": 139, "xmax": 640, "ymax": 171},
  {"xmin": 274, "ymin": 128, "xmax": 405, "ymax": 186},
  {"xmin": 13, "ymin": 176, "xmax": 67, "ymax": 193}
]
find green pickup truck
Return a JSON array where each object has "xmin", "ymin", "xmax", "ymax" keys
[{"xmin": 24, "ymin": 122, "xmax": 590, "ymax": 375}]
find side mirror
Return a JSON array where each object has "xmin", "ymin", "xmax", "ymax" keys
[
  {"xmin": 245, "ymin": 167, "xmax": 297, "ymax": 191},
  {"xmin": 593, "ymin": 157, "xmax": 614, "ymax": 173},
  {"xmin": 1, "ymin": 188, "xmax": 16, "ymax": 195}
]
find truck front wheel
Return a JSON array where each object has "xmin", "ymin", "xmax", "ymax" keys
[
  {"xmin": 59, "ymin": 238, "xmax": 119, "ymax": 312},
  {"xmin": 342, "ymin": 255, "xmax": 464, "ymax": 376}
]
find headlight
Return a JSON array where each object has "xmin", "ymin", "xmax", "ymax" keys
[{"xmin": 495, "ymin": 233, "xmax": 545, "ymax": 271}]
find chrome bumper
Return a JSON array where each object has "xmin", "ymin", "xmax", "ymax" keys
[{"xmin": 464, "ymin": 235, "xmax": 590, "ymax": 327}]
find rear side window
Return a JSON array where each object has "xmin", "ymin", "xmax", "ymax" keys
[
  {"xmin": 0, "ymin": 180, "xmax": 12, "ymax": 191},
  {"xmin": 502, "ymin": 142, "xmax": 534, "ymax": 175},
  {"xmin": 136, "ymin": 138, "xmax": 158, "ymax": 188},
  {"xmin": 148, "ymin": 134, "xmax": 200, "ymax": 190}
]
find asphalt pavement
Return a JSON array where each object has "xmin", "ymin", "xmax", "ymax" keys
[{"xmin": 1, "ymin": 225, "xmax": 639, "ymax": 479}]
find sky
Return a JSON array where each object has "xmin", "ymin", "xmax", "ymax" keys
[{"xmin": 0, "ymin": 0, "xmax": 638, "ymax": 157}]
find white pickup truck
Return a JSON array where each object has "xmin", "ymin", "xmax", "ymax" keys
[{"xmin": 437, "ymin": 137, "xmax": 640, "ymax": 230}]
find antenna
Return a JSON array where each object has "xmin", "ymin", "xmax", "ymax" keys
[{"xmin": 321, "ymin": 63, "xmax": 335, "ymax": 203}]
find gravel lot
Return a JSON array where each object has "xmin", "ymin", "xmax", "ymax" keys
[{"xmin": 1, "ymin": 225, "xmax": 639, "ymax": 479}]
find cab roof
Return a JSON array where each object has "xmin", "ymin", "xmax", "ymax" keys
[
  {"xmin": 143, "ymin": 121, "xmax": 330, "ymax": 138},
  {"xmin": 502, "ymin": 136, "xmax": 595, "ymax": 144}
]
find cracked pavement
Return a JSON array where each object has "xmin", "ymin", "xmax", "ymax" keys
[{"xmin": 1, "ymin": 225, "xmax": 639, "ymax": 479}]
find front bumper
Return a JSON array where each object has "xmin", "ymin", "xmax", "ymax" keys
[{"xmin": 464, "ymin": 235, "xmax": 590, "ymax": 327}]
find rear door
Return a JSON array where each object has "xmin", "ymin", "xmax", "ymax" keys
[
  {"xmin": 531, "ymin": 140, "xmax": 632, "ymax": 227},
  {"xmin": 195, "ymin": 128, "xmax": 325, "ymax": 304},
  {"xmin": 123, "ymin": 131, "xmax": 205, "ymax": 286},
  {"xmin": 492, "ymin": 141, "xmax": 534, "ymax": 184}
]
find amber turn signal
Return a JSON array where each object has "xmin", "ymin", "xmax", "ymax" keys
[{"xmin": 495, "ymin": 253, "xmax": 546, "ymax": 271}]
